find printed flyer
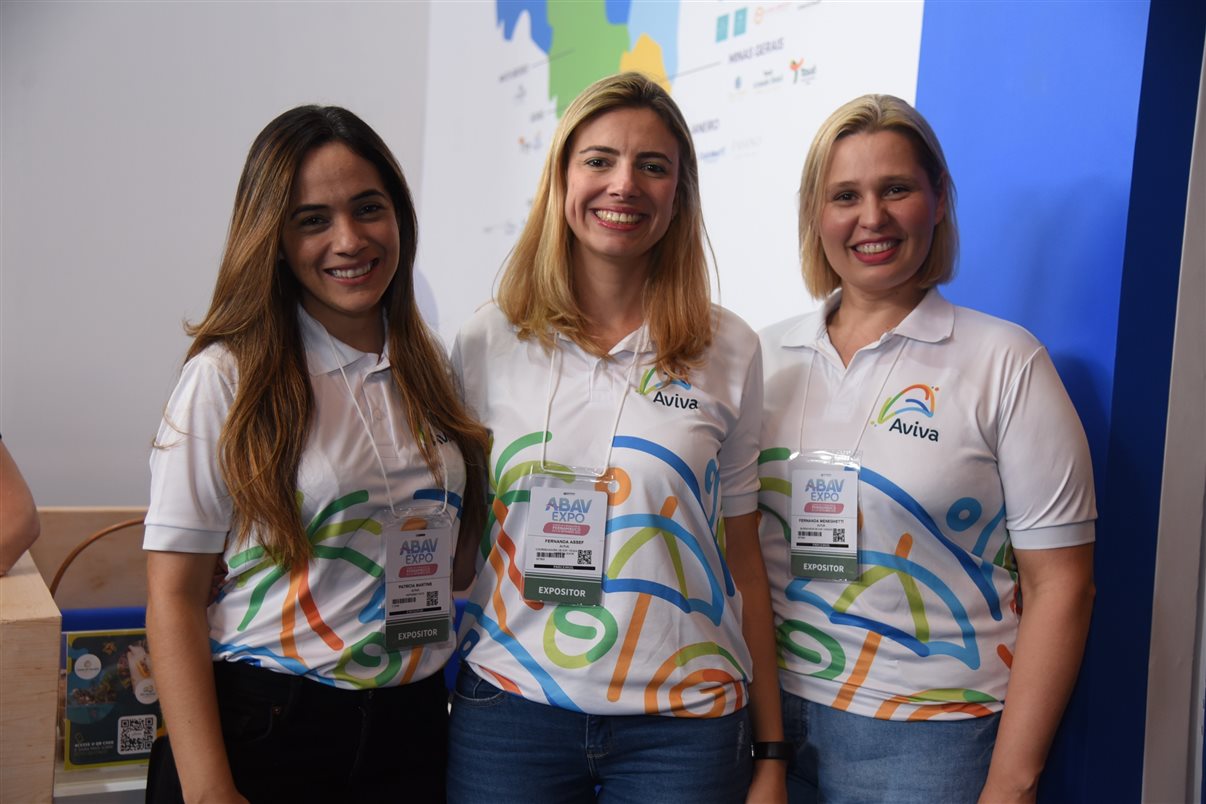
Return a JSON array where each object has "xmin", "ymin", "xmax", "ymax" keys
[{"xmin": 63, "ymin": 629, "xmax": 162, "ymax": 769}]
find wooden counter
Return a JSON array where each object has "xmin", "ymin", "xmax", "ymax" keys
[{"xmin": 0, "ymin": 551, "xmax": 62, "ymax": 803}]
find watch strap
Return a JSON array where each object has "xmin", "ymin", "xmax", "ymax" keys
[{"xmin": 751, "ymin": 740, "xmax": 792, "ymax": 761}]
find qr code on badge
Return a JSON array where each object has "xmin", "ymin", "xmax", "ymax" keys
[
  {"xmin": 426, "ymin": 591, "xmax": 439, "ymax": 607},
  {"xmin": 117, "ymin": 714, "xmax": 157, "ymax": 755},
  {"xmin": 577, "ymin": 549, "xmax": 593, "ymax": 566},
  {"xmin": 832, "ymin": 528, "xmax": 846, "ymax": 543}
]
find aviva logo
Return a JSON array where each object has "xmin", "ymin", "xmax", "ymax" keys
[
  {"xmin": 875, "ymin": 383, "xmax": 940, "ymax": 442},
  {"xmin": 638, "ymin": 368, "xmax": 690, "ymax": 395},
  {"xmin": 638, "ymin": 368, "xmax": 698, "ymax": 411}
]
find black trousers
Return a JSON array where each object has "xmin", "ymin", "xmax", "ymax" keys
[{"xmin": 146, "ymin": 661, "xmax": 448, "ymax": 803}]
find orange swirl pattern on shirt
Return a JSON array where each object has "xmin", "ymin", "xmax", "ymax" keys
[
  {"xmin": 874, "ymin": 697, "xmax": 996, "ymax": 720},
  {"xmin": 279, "ymin": 564, "xmax": 343, "ymax": 661},
  {"xmin": 606, "ymin": 495, "xmax": 678, "ymax": 701}
]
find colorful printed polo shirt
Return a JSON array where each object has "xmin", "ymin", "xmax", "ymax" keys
[
  {"xmin": 144, "ymin": 306, "xmax": 466, "ymax": 689},
  {"xmin": 451, "ymin": 303, "xmax": 762, "ymax": 716},
  {"xmin": 758, "ymin": 289, "xmax": 1096, "ymax": 720}
]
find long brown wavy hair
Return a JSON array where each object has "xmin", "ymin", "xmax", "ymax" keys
[
  {"xmin": 186, "ymin": 105, "xmax": 487, "ymax": 569},
  {"xmin": 496, "ymin": 72, "xmax": 714, "ymax": 380}
]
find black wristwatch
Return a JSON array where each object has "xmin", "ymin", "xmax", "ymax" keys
[{"xmin": 751, "ymin": 740, "xmax": 792, "ymax": 761}]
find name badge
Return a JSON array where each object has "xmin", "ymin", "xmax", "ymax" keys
[
  {"xmin": 789, "ymin": 450, "xmax": 860, "ymax": 581},
  {"xmin": 522, "ymin": 476, "xmax": 608, "ymax": 605},
  {"xmin": 383, "ymin": 507, "xmax": 454, "ymax": 649}
]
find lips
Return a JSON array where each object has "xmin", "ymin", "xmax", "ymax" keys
[
  {"xmin": 592, "ymin": 208, "xmax": 644, "ymax": 228},
  {"xmin": 325, "ymin": 259, "xmax": 376, "ymax": 279},
  {"xmin": 851, "ymin": 239, "xmax": 900, "ymax": 264}
]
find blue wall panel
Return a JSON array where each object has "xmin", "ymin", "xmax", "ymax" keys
[{"xmin": 916, "ymin": 1, "xmax": 1205, "ymax": 800}]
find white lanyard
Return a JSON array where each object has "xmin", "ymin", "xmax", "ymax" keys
[
  {"xmin": 794, "ymin": 334, "xmax": 908, "ymax": 458},
  {"xmin": 324, "ymin": 329, "xmax": 448, "ymax": 518},
  {"xmin": 539, "ymin": 329, "xmax": 647, "ymax": 478}
]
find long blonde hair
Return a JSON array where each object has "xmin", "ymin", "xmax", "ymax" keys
[
  {"xmin": 799, "ymin": 94, "xmax": 959, "ymax": 299},
  {"xmin": 186, "ymin": 105, "xmax": 487, "ymax": 569},
  {"xmin": 496, "ymin": 72, "xmax": 714, "ymax": 379}
]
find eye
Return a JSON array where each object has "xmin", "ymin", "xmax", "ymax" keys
[
  {"xmin": 640, "ymin": 162, "xmax": 669, "ymax": 175},
  {"xmin": 356, "ymin": 202, "xmax": 387, "ymax": 217},
  {"xmin": 885, "ymin": 184, "xmax": 911, "ymax": 197},
  {"xmin": 584, "ymin": 157, "xmax": 610, "ymax": 169},
  {"xmin": 298, "ymin": 214, "xmax": 327, "ymax": 228},
  {"xmin": 831, "ymin": 191, "xmax": 856, "ymax": 203}
]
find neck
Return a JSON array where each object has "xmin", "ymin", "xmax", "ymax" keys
[
  {"xmin": 311, "ymin": 306, "xmax": 385, "ymax": 356},
  {"xmin": 572, "ymin": 253, "xmax": 648, "ymax": 352},
  {"xmin": 827, "ymin": 284, "xmax": 925, "ymax": 366}
]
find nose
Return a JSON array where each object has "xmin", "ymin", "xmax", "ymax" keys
[
  {"xmin": 608, "ymin": 163, "xmax": 640, "ymax": 198},
  {"xmin": 332, "ymin": 215, "xmax": 367, "ymax": 255},
  {"xmin": 858, "ymin": 196, "xmax": 888, "ymax": 230}
]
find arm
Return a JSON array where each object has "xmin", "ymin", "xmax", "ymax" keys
[
  {"xmin": 725, "ymin": 511, "xmax": 788, "ymax": 804},
  {"xmin": 0, "ymin": 440, "xmax": 40, "ymax": 575},
  {"xmin": 146, "ymin": 550, "xmax": 248, "ymax": 804},
  {"xmin": 978, "ymin": 543, "xmax": 1095, "ymax": 803}
]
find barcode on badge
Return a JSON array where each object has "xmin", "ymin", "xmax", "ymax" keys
[
  {"xmin": 799, "ymin": 529, "xmax": 823, "ymax": 539},
  {"xmin": 117, "ymin": 714, "xmax": 157, "ymax": 755},
  {"xmin": 537, "ymin": 551, "xmax": 566, "ymax": 559}
]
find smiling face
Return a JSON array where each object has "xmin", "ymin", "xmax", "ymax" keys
[
  {"xmin": 280, "ymin": 142, "xmax": 400, "ymax": 351},
  {"xmin": 819, "ymin": 130, "xmax": 945, "ymax": 304},
  {"xmin": 563, "ymin": 106, "xmax": 680, "ymax": 278}
]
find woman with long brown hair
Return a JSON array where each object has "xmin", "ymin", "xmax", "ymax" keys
[{"xmin": 143, "ymin": 105, "xmax": 486, "ymax": 803}]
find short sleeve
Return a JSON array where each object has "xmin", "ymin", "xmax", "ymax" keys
[
  {"xmin": 143, "ymin": 349, "xmax": 237, "ymax": 554},
  {"xmin": 718, "ymin": 336, "xmax": 764, "ymax": 518},
  {"xmin": 996, "ymin": 346, "xmax": 1097, "ymax": 545}
]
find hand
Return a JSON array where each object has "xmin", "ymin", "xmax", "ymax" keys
[
  {"xmin": 208, "ymin": 558, "xmax": 228, "ymax": 605},
  {"xmin": 746, "ymin": 759, "xmax": 788, "ymax": 804}
]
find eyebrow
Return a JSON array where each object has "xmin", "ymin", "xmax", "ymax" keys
[
  {"xmin": 289, "ymin": 189, "xmax": 388, "ymax": 219},
  {"xmin": 825, "ymin": 175, "xmax": 919, "ymax": 193},
  {"xmin": 577, "ymin": 145, "xmax": 674, "ymax": 162}
]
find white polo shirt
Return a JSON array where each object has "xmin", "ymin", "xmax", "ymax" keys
[
  {"xmin": 758, "ymin": 289, "xmax": 1095, "ymax": 720},
  {"xmin": 451, "ymin": 303, "xmax": 762, "ymax": 716},
  {"xmin": 144, "ymin": 306, "xmax": 466, "ymax": 689}
]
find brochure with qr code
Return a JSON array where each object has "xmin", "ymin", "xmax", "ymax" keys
[{"xmin": 63, "ymin": 629, "xmax": 163, "ymax": 769}]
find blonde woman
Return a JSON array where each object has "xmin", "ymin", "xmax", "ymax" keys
[
  {"xmin": 447, "ymin": 73, "xmax": 787, "ymax": 803},
  {"xmin": 144, "ymin": 106, "xmax": 486, "ymax": 803},
  {"xmin": 758, "ymin": 94, "xmax": 1096, "ymax": 803}
]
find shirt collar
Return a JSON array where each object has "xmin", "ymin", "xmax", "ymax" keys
[
  {"xmin": 778, "ymin": 287, "xmax": 953, "ymax": 350},
  {"xmin": 298, "ymin": 305, "xmax": 390, "ymax": 376},
  {"xmin": 608, "ymin": 322, "xmax": 655, "ymax": 357}
]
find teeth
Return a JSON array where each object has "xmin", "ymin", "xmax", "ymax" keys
[
  {"xmin": 595, "ymin": 210, "xmax": 642, "ymax": 224},
  {"xmin": 854, "ymin": 241, "xmax": 898, "ymax": 254},
  {"xmin": 328, "ymin": 262, "xmax": 373, "ymax": 279}
]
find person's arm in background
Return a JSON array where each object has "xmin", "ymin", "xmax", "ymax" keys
[{"xmin": 0, "ymin": 439, "xmax": 41, "ymax": 574}]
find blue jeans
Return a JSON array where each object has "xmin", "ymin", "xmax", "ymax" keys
[
  {"xmin": 781, "ymin": 691, "xmax": 1000, "ymax": 804},
  {"xmin": 447, "ymin": 666, "xmax": 752, "ymax": 803}
]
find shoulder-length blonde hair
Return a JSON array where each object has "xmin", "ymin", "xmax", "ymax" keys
[
  {"xmin": 798, "ymin": 94, "xmax": 959, "ymax": 299},
  {"xmin": 496, "ymin": 72, "xmax": 713, "ymax": 379},
  {"xmin": 186, "ymin": 105, "xmax": 487, "ymax": 569}
]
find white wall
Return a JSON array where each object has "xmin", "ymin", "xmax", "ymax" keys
[{"xmin": 0, "ymin": 1, "xmax": 430, "ymax": 505}]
